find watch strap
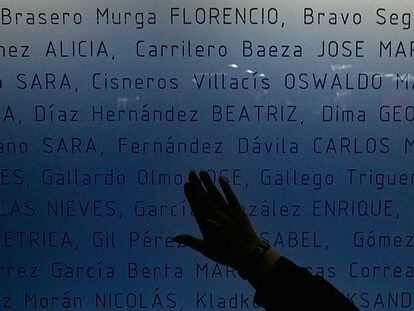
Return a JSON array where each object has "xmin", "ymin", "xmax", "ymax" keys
[{"xmin": 236, "ymin": 240, "xmax": 271, "ymax": 279}]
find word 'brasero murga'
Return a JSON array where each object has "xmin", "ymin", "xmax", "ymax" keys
[{"xmin": 0, "ymin": 7, "xmax": 282, "ymax": 28}]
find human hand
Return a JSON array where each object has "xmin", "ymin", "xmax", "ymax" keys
[{"xmin": 173, "ymin": 170, "xmax": 264, "ymax": 270}]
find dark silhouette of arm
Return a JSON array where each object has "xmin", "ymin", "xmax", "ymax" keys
[
  {"xmin": 249, "ymin": 256, "xmax": 360, "ymax": 310},
  {"xmin": 174, "ymin": 170, "xmax": 360, "ymax": 310}
]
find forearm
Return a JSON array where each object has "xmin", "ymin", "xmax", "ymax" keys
[
  {"xmin": 246, "ymin": 248, "xmax": 280, "ymax": 289},
  {"xmin": 245, "ymin": 253, "xmax": 360, "ymax": 310}
]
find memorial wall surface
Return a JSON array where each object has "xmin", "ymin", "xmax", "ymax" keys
[{"xmin": 1, "ymin": 0, "xmax": 413, "ymax": 310}]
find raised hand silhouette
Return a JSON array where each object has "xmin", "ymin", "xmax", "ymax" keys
[
  {"xmin": 173, "ymin": 170, "xmax": 279, "ymax": 273},
  {"xmin": 173, "ymin": 170, "xmax": 360, "ymax": 311}
]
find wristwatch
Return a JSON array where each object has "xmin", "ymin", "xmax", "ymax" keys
[{"xmin": 236, "ymin": 240, "xmax": 271, "ymax": 279}]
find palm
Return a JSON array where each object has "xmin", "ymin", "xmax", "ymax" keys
[{"xmin": 174, "ymin": 171, "xmax": 261, "ymax": 269}]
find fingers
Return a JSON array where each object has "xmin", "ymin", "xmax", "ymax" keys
[
  {"xmin": 187, "ymin": 171, "xmax": 214, "ymax": 216},
  {"xmin": 219, "ymin": 176, "xmax": 245, "ymax": 216},
  {"xmin": 184, "ymin": 182, "xmax": 201, "ymax": 218},
  {"xmin": 189, "ymin": 170, "xmax": 208, "ymax": 198},
  {"xmin": 185, "ymin": 180, "xmax": 232, "ymax": 229},
  {"xmin": 186, "ymin": 170, "xmax": 245, "ymax": 218},
  {"xmin": 185, "ymin": 179, "xmax": 213, "ymax": 219},
  {"xmin": 199, "ymin": 170, "xmax": 227, "ymax": 208}
]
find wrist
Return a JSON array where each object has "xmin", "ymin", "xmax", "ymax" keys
[
  {"xmin": 251, "ymin": 248, "xmax": 280, "ymax": 275},
  {"xmin": 236, "ymin": 240, "xmax": 280, "ymax": 279},
  {"xmin": 246, "ymin": 248, "xmax": 280, "ymax": 288}
]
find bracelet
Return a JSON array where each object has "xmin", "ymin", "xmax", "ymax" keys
[{"xmin": 236, "ymin": 240, "xmax": 271, "ymax": 279}]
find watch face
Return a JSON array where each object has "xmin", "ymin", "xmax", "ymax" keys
[
  {"xmin": 257, "ymin": 246, "xmax": 266, "ymax": 254},
  {"xmin": 255, "ymin": 241, "xmax": 270, "ymax": 256}
]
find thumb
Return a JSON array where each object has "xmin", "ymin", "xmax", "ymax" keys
[{"xmin": 173, "ymin": 234, "xmax": 208, "ymax": 255}]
